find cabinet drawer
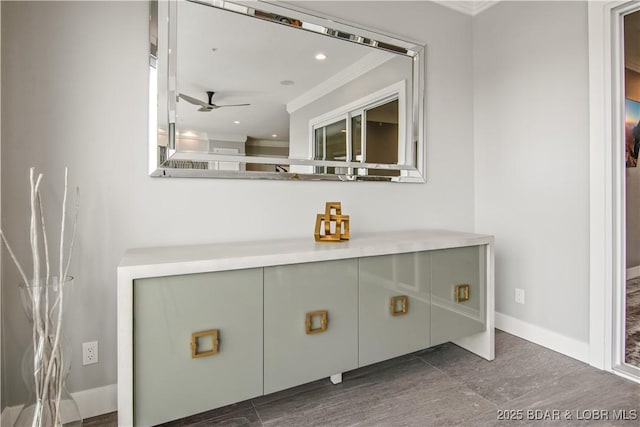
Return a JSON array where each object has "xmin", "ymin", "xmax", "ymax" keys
[
  {"xmin": 133, "ymin": 269, "xmax": 263, "ymax": 426},
  {"xmin": 430, "ymin": 246, "xmax": 486, "ymax": 346},
  {"xmin": 264, "ymin": 259, "xmax": 358, "ymax": 394},
  {"xmin": 358, "ymin": 252, "xmax": 430, "ymax": 367}
]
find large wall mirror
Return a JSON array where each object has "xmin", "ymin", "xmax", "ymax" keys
[{"xmin": 149, "ymin": 0, "xmax": 426, "ymax": 182}]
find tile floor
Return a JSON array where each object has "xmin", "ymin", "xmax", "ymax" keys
[
  {"xmin": 626, "ymin": 276, "xmax": 640, "ymax": 366},
  {"xmin": 86, "ymin": 330, "xmax": 640, "ymax": 426}
]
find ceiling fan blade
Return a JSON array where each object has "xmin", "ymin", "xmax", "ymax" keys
[
  {"xmin": 197, "ymin": 106, "xmax": 213, "ymax": 112},
  {"xmin": 179, "ymin": 93, "xmax": 210, "ymax": 108},
  {"xmin": 213, "ymin": 103, "xmax": 251, "ymax": 109}
]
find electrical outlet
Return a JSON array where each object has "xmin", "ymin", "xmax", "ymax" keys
[
  {"xmin": 515, "ymin": 288, "xmax": 525, "ymax": 305},
  {"xmin": 82, "ymin": 341, "xmax": 99, "ymax": 365}
]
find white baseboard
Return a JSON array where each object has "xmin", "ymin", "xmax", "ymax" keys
[
  {"xmin": 1, "ymin": 404, "xmax": 21, "ymax": 427},
  {"xmin": 0, "ymin": 383, "xmax": 117, "ymax": 425},
  {"xmin": 495, "ymin": 312, "xmax": 590, "ymax": 364},
  {"xmin": 72, "ymin": 384, "xmax": 117, "ymax": 419},
  {"xmin": 627, "ymin": 265, "xmax": 640, "ymax": 280}
]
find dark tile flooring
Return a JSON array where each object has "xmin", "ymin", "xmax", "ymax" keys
[{"xmin": 85, "ymin": 330, "xmax": 640, "ymax": 426}]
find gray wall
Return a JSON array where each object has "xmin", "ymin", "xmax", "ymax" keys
[
  {"xmin": 1, "ymin": 1, "xmax": 473, "ymax": 405},
  {"xmin": 473, "ymin": 1, "xmax": 590, "ymax": 341}
]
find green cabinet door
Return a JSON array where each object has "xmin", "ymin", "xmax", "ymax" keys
[
  {"xmin": 358, "ymin": 252, "xmax": 431, "ymax": 367},
  {"xmin": 133, "ymin": 269, "xmax": 263, "ymax": 426},
  {"xmin": 430, "ymin": 246, "xmax": 486, "ymax": 346},
  {"xmin": 264, "ymin": 259, "xmax": 358, "ymax": 394}
]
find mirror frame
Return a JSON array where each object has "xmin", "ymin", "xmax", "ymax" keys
[{"xmin": 149, "ymin": 0, "xmax": 426, "ymax": 182}]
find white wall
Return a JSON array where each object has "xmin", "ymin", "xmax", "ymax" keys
[
  {"xmin": 1, "ymin": 1, "xmax": 473, "ymax": 405},
  {"xmin": 474, "ymin": 1, "xmax": 590, "ymax": 342}
]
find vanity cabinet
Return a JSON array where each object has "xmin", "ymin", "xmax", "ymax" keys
[
  {"xmin": 133, "ymin": 269, "xmax": 263, "ymax": 427},
  {"xmin": 430, "ymin": 246, "xmax": 486, "ymax": 346},
  {"xmin": 358, "ymin": 252, "xmax": 430, "ymax": 367},
  {"xmin": 264, "ymin": 259, "xmax": 358, "ymax": 394},
  {"xmin": 119, "ymin": 230, "xmax": 494, "ymax": 426}
]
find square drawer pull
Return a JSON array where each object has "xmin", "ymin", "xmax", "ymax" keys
[
  {"xmin": 191, "ymin": 329, "xmax": 219, "ymax": 358},
  {"xmin": 455, "ymin": 284, "xmax": 470, "ymax": 302},
  {"xmin": 390, "ymin": 295, "xmax": 408, "ymax": 316},
  {"xmin": 305, "ymin": 310, "xmax": 328, "ymax": 334}
]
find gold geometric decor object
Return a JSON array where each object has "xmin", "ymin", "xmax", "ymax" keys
[{"xmin": 314, "ymin": 202, "xmax": 350, "ymax": 242}]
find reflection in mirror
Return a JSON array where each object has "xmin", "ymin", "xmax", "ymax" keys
[{"xmin": 150, "ymin": 0, "xmax": 426, "ymax": 181}]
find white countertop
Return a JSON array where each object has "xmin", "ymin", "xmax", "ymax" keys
[{"xmin": 118, "ymin": 229, "xmax": 494, "ymax": 279}]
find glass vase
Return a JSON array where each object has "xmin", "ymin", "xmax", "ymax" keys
[{"xmin": 14, "ymin": 276, "xmax": 82, "ymax": 427}]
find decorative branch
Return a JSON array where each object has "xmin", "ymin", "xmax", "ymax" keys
[
  {"xmin": 42, "ymin": 169, "xmax": 69, "ymax": 406},
  {"xmin": 0, "ymin": 167, "xmax": 79, "ymax": 427},
  {"xmin": 37, "ymin": 191, "xmax": 51, "ymax": 405},
  {"xmin": 63, "ymin": 187, "xmax": 80, "ymax": 280}
]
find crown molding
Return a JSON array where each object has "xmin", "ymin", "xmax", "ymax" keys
[{"xmin": 433, "ymin": 0, "xmax": 500, "ymax": 16}]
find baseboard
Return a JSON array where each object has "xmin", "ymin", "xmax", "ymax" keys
[
  {"xmin": 1, "ymin": 404, "xmax": 21, "ymax": 427},
  {"xmin": 495, "ymin": 312, "xmax": 590, "ymax": 364},
  {"xmin": 72, "ymin": 384, "xmax": 117, "ymax": 419},
  {"xmin": 627, "ymin": 265, "xmax": 640, "ymax": 280},
  {"xmin": 0, "ymin": 383, "xmax": 117, "ymax": 425}
]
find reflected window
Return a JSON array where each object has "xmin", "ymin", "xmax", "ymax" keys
[
  {"xmin": 312, "ymin": 97, "xmax": 400, "ymax": 176},
  {"xmin": 365, "ymin": 99, "xmax": 399, "ymax": 177},
  {"xmin": 351, "ymin": 115, "xmax": 363, "ymax": 176}
]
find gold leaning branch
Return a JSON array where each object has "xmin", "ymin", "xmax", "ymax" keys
[{"xmin": 0, "ymin": 167, "xmax": 79, "ymax": 427}]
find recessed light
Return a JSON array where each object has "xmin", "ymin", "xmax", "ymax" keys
[
  {"xmin": 315, "ymin": 53, "xmax": 327, "ymax": 61},
  {"xmin": 272, "ymin": 134, "xmax": 278, "ymax": 138},
  {"xmin": 234, "ymin": 120, "xmax": 240, "ymax": 124}
]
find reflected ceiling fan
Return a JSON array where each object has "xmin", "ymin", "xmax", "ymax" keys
[{"xmin": 178, "ymin": 91, "xmax": 250, "ymax": 112}]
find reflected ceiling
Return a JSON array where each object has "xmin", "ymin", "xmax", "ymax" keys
[{"xmin": 176, "ymin": 0, "xmax": 387, "ymax": 144}]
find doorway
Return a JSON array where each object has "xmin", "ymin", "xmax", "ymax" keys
[
  {"xmin": 624, "ymin": 9, "xmax": 640, "ymax": 372},
  {"xmin": 588, "ymin": 0, "xmax": 640, "ymax": 383}
]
